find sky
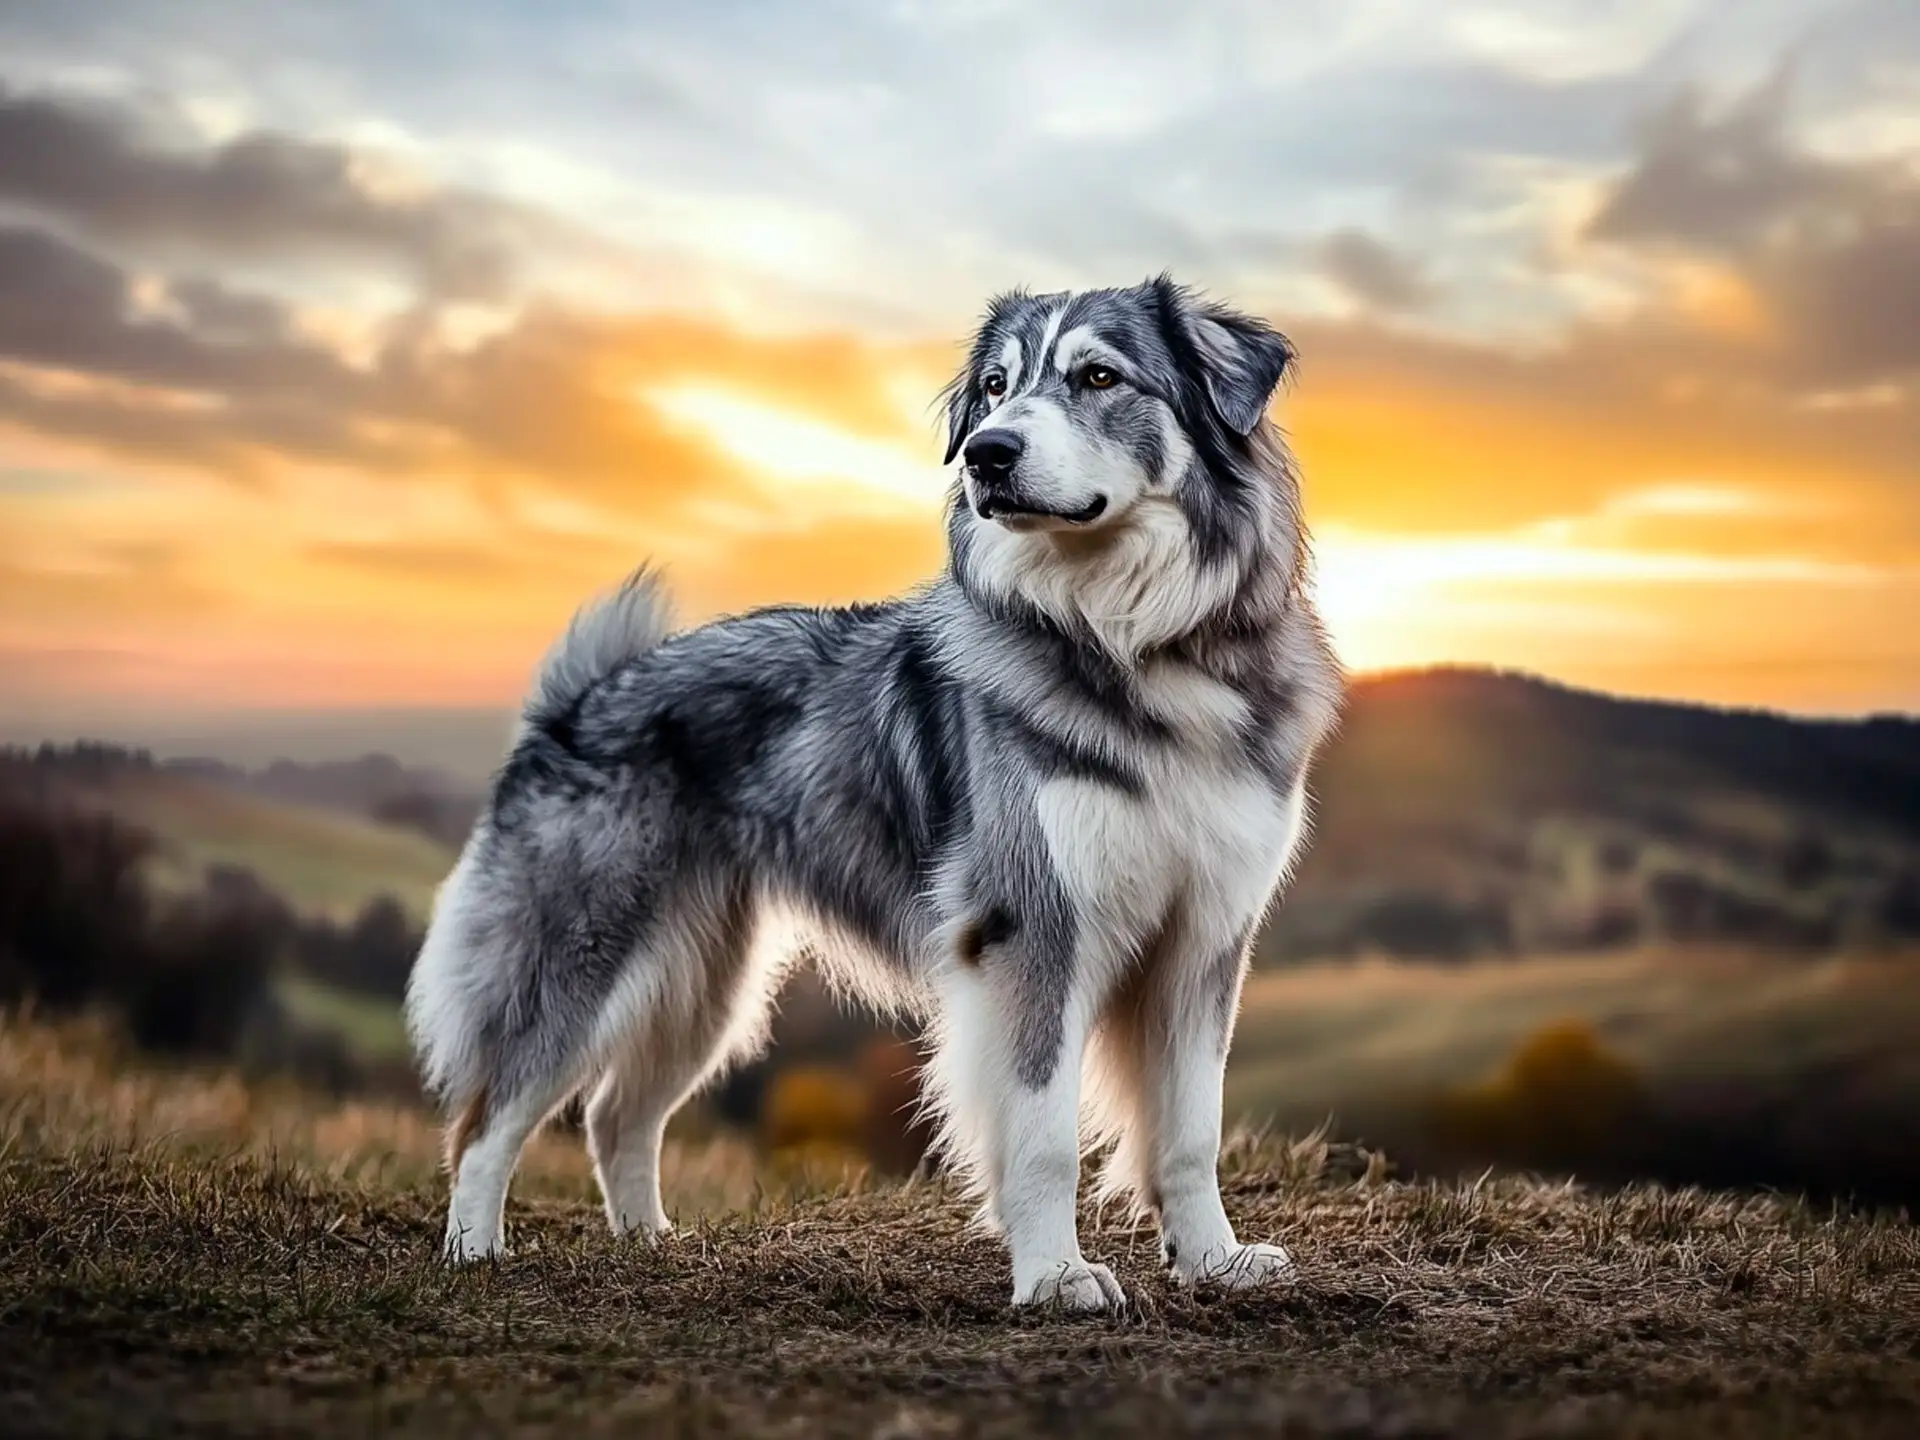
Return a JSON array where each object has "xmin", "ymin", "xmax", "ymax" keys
[{"xmin": 1, "ymin": 0, "xmax": 1917, "ymax": 749}]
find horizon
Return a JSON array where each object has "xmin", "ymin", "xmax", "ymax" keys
[
  {"xmin": 3, "ymin": 2, "xmax": 1917, "ymax": 722},
  {"xmin": 8, "ymin": 661, "xmax": 1913, "ymax": 786}
]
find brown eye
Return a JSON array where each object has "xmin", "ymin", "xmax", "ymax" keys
[
  {"xmin": 982, "ymin": 372, "xmax": 1007, "ymax": 397},
  {"xmin": 1082, "ymin": 365, "xmax": 1117, "ymax": 390}
]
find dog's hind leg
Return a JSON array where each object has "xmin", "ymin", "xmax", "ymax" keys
[
  {"xmin": 423, "ymin": 874, "xmax": 657, "ymax": 1263},
  {"xmin": 442, "ymin": 1063, "xmax": 580, "ymax": 1262},
  {"xmin": 586, "ymin": 887, "xmax": 781, "ymax": 1238},
  {"xmin": 408, "ymin": 846, "xmax": 592, "ymax": 1263},
  {"xmin": 584, "ymin": 1047, "xmax": 684, "ymax": 1238},
  {"xmin": 586, "ymin": 1017, "xmax": 744, "ymax": 1238}
]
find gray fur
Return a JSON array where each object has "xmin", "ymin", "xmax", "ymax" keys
[{"xmin": 407, "ymin": 276, "xmax": 1343, "ymax": 1294}]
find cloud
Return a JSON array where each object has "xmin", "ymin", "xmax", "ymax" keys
[
  {"xmin": 0, "ymin": 226, "xmax": 353, "ymax": 399},
  {"xmin": 1319, "ymin": 228, "xmax": 1437, "ymax": 313},
  {"xmin": 167, "ymin": 278, "xmax": 297, "ymax": 344},
  {"xmin": 2, "ymin": 13, "xmax": 1918, "ymax": 718},
  {"xmin": 0, "ymin": 83, "xmax": 552, "ymax": 300},
  {"xmin": 1585, "ymin": 71, "xmax": 1920, "ymax": 385},
  {"xmin": 0, "ymin": 220, "xmax": 952, "ymax": 505},
  {"xmin": 0, "ymin": 224, "xmax": 447, "ymax": 479},
  {"xmin": 1587, "ymin": 73, "xmax": 1840, "ymax": 250}
]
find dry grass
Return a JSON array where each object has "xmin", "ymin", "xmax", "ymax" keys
[{"xmin": 3, "ymin": 1018, "xmax": 1918, "ymax": 1438}]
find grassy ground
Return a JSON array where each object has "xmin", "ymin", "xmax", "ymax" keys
[{"xmin": 3, "ymin": 1020, "xmax": 1918, "ymax": 1437}]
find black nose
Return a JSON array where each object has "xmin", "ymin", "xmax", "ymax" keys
[{"xmin": 963, "ymin": 429, "xmax": 1024, "ymax": 477}]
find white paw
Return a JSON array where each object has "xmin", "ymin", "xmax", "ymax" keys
[
  {"xmin": 442, "ymin": 1223, "xmax": 505, "ymax": 1264},
  {"xmin": 1013, "ymin": 1259, "xmax": 1128, "ymax": 1312},
  {"xmin": 609, "ymin": 1215, "xmax": 674, "ymax": 1241},
  {"xmin": 1172, "ymin": 1240, "xmax": 1295, "ymax": 1290}
]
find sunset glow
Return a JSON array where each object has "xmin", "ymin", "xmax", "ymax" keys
[{"xmin": 1, "ymin": 2, "xmax": 1916, "ymax": 738}]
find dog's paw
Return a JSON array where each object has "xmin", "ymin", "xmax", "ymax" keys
[
  {"xmin": 442, "ymin": 1225, "xmax": 506, "ymax": 1265},
  {"xmin": 610, "ymin": 1217, "xmax": 674, "ymax": 1243},
  {"xmin": 1172, "ymin": 1240, "xmax": 1295, "ymax": 1291},
  {"xmin": 1013, "ymin": 1259, "xmax": 1128, "ymax": 1312}
]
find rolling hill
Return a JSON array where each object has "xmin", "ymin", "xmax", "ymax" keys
[
  {"xmin": 12, "ymin": 667, "xmax": 1920, "ymax": 957},
  {"xmin": 8, "ymin": 669, "xmax": 1920, "ymax": 1201},
  {"xmin": 1268, "ymin": 667, "xmax": 1920, "ymax": 963}
]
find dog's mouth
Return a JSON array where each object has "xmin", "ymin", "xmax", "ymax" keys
[{"xmin": 973, "ymin": 493, "xmax": 1109, "ymax": 530}]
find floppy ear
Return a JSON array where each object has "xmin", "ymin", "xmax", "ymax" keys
[
  {"xmin": 1188, "ymin": 305, "xmax": 1295, "ymax": 436},
  {"xmin": 941, "ymin": 369, "xmax": 983, "ymax": 465},
  {"xmin": 941, "ymin": 289, "xmax": 1032, "ymax": 464}
]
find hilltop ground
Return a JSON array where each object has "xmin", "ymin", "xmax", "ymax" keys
[{"xmin": 3, "ymin": 1021, "xmax": 1917, "ymax": 1439}]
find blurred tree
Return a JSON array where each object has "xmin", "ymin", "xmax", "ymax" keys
[
  {"xmin": 1431, "ymin": 1019, "xmax": 1650, "ymax": 1170},
  {"xmin": 761, "ymin": 1065, "xmax": 867, "ymax": 1157}
]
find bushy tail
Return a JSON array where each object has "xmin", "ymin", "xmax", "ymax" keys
[
  {"xmin": 406, "ymin": 566, "xmax": 675, "ymax": 1112},
  {"xmin": 523, "ymin": 565, "xmax": 676, "ymax": 730},
  {"xmin": 405, "ymin": 843, "xmax": 492, "ymax": 1110}
]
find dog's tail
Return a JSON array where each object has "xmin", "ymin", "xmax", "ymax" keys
[
  {"xmin": 523, "ymin": 564, "xmax": 676, "ymax": 731},
  {"xmin": 404, "ymin": 838, "xmax": 495, "ymax": 1139},
  {"xmin": 406, "ymin": 567, "xmax": 675, "ymax": 1135}
]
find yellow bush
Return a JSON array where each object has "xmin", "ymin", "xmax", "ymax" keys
[
  {"xmin": 1433, "ymin": 1019, "xmax": 1647, "ymax": 1162},
  {"xmin": 760, "ymin": 1064, "xmax": 867, "ymax": 1154}
]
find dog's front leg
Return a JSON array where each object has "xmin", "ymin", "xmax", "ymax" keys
[
  {"xmin": 1150, "ymin": 937, "xmax": 1295, "ymax": 1291},
  {"xmin": 935, "ymin": 962, "xmax": 1125, "ymax": 1312}
]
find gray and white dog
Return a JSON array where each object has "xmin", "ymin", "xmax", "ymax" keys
[{"xmin": 406, "ymin": 276, "xmax": 1342, "ymax": 1309}]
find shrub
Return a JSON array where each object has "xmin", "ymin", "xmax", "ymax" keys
[
  {"xmin": 371, "ymin": 789, "xmax": 479, "ymax": 847},
  {"xmin": 0, "ymin": 792, "xmax": 353, "ymax": 1064},
  {"xmin": 760, "ymin": 1064, "xmax": 867, "ymax": 1155},
  {"xmin": 1642, "ymin": 870, "xmax": 1831, "ymax": 947},
  {"xmin": 293, "ymin": 894, "xmax": 420, "ymax": 1000},
  {"xmin": 1431, "ymin": 1019, "xmax": 1650, "ymax": 1170},
  {"xmin": 128, "ymin": 880, "xmax": 285, "ymax": 1055},
  {"xmin": 0, "ymin": 795, "xmax": 153, "ymax": 1012}
]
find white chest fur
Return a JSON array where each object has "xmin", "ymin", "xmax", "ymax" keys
[{"xmin": 1035, "ymin": 747, "xmax": 1305, "ymax": 974}]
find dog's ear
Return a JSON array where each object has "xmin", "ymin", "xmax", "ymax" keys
[
  {"xmin": 1188, "ymin": 306, "xmax": 1294, "ymax": 436},
  {"xmin": 1156, "ymin": 278, "xmax": 1294, "ymax": 436},
  {"xmin": 942, "ymin": 289, "xmax": 1033, "ymax": 464},
  {"xmin": 941, "ymin": 367, "xmax": 984, "ymax": 466}
]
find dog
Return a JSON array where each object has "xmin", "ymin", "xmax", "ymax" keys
[{"xmin": 405, "ymin": 276, "xmax": 1342, "ymax": 1309}]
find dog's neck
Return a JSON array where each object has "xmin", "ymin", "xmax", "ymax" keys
[{"xmin": 944, "ymin": 438, "xmax": 1304, "ymax": 675}]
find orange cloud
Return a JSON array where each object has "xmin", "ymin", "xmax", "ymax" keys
[{"xmin": 3, "ymin": 68, "xmax": 1918, "ymax": 724}]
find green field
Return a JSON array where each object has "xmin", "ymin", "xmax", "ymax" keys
[
  {"xmin": 89, "ymin": 770, "xmax": 456, "ymax": 921},
  {"xmin": 278, "ymin": 971, "xmax": 412, "ymax": 1060}
]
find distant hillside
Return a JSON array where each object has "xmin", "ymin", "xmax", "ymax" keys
[
  {"xmin": 1271, "ymin": 668, "xmax": 1920, "ymax": 962},
  {"xmin": 1332, "ymin": 667, "xmax": 1919, "ymax": 832},
  {"xmin": 11, "ymin": 677, "xmax": 1920, "ymax": 1183},
  {"xmin": 11, "ymin": 668, "xmax": 1920, "ymax": 962},
  {"xmin": 0, "ymin": 745, "xmax": 455, "ymax": 922},
  {"xmin": 164, "ymin": 752, "xmax": 462, "ymax": 814}
]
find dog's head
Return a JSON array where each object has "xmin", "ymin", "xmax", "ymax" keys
[{"xmin": 941, "ymin": 277, "xmax": 1299, "ymax": 657}]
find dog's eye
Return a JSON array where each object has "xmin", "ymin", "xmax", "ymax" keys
[
  {"xmin": 982, "ymin": 372, "xmax": 1007, "ymax": 398},
  {"xmin": 1081, "ymin": 365, "xmax": 1118, "ymax": 390}
]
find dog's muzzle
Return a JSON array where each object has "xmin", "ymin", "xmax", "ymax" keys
[
  {"xmin": 972, "ymin": 490, "xmax": 1108, "ymax": 525},
  {"xmin": 963, "ymin": 428, "xmax": 1108, "ymax": 527}
]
